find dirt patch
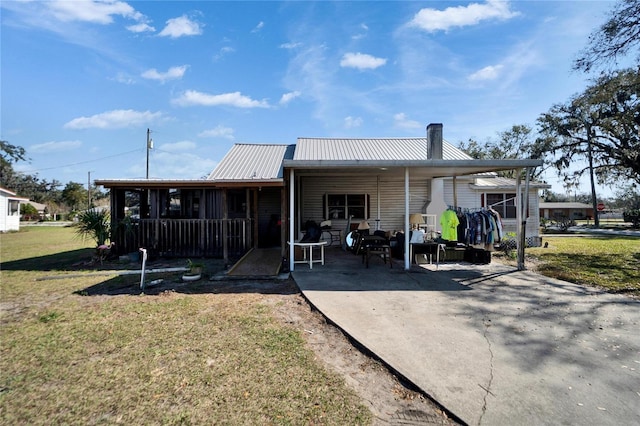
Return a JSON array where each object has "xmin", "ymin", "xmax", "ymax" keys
[{"xmin": 254, "ymin": 279, "xmax": 459, "ymax": 425}]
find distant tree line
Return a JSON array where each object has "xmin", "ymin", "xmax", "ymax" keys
[{"xmin": 1, "ymin": 140, "xmax": 108, "ymax": 220}]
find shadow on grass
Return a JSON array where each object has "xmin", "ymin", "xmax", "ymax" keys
[
  {"xmin": 1, "ymin": 248, "xmax": 97, "ymax": 271},
  {"xmin": 75, "ymin": 272, "xmax": 299, "ymax": 297}
]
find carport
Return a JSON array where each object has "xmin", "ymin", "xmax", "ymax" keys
[{"xmin": 284, "ymin": 124, "xmax": 542, "ymax": 271}]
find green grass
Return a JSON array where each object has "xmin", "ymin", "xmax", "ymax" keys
[
  {"xmin": 526, "ymin": 236, "xmax": 640, "ymax": 295},
  {"xmin": 1, "ymin": 227, "xmax": 371, "ymax": 425}
]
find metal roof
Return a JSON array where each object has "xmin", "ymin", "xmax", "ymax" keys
[
  {"xmin": 207, "ymin": 143, "xmax": 295, "ymax": 182},
  {"xmin": 293, "ymin": 137, "xmax": 472, "ymax": 161},
  {"xmin": 471, "ymin": 176, "xmax": 551, "ymax": 189},
  {"xmin": 540, "ymin": 202, "xmax": 594, "ymax": 209}
]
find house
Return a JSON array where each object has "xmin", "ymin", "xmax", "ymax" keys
[
  {"xmin": 96, "ymin": 123, "xmax": 544, "ymax": 270},
  {"xmin": 23, "ymin": 200, "xmax": 47, "ymax": 221},
  {"xmin": 539, "ymin": 202, "xmax": 595, "ymax": 221},
  {"xmin": 0, "ymin": 187, "xmax": 28, "ymax": 232}
]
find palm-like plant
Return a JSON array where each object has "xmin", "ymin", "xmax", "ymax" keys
[{"xmin": 75, "ymin": 209, "xmax": 111, "ymax": 246}]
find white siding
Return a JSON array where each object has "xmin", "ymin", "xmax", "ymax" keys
[
  {"xmin": 299, "ymin": 173, "xmax": 429, "ymax": 233},
  {"xmin": 0, "ymin": 193, "xmax": 7, "ymax": 232},
  {"xmin": 0, "ymin": 193, "xmax": 21, "ymax": 232}
]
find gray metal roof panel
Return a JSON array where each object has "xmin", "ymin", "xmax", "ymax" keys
[
  {"xmin": 208, "ymin": 143, "xmax": 294, "ymax": 180},
  {"xmin": 293, "ymin": 137, "xmax": 472, "ymax": 161}
]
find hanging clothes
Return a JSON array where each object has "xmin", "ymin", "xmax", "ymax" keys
[{"xmin": 440, "ymin": 209, "xmax": 460, "ymax": 242}]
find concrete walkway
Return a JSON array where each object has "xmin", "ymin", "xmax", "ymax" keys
[{"xmin": 292, "ymin": 251, "xmax": 640, "ymax": 425}]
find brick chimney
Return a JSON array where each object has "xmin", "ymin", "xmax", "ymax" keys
[{"xmin": 427, "ymin": 123, "xmax": 443, "ymax": 160}]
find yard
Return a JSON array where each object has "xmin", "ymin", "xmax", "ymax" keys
[
  {"xmin": 0, "ymin": 227, "xmax": 373, "ymax": 425},
  {"xmin": 500, "ymin": 235, "xmax": 640, "ymax": 296}
]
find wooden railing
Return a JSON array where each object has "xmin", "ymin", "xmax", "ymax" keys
[{"xmin": 112, "ymin": 218, "xmax": 253, "ymax": 258}]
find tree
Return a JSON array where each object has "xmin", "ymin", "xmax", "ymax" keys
[
  {"xmin": 61, "ymin": 182, "xmax": 87, "ymax": 212},
  {"xmin": 536, "ymin": 68, "xmax": 640, "ymax": 227},
  {"xmin": 20, "ymin": 203, "xmax": 39, "ymax": 220},
  {"xmin": 457, "ymin": 124, "xmax": 548, "ymax": 180},
  {"xmin": 574, "ymin": 0, "xmax": 640, "ymax": 72},
  {"xmin": 0, "ymin": 140, "xmax": 28, "ymax": 188}
]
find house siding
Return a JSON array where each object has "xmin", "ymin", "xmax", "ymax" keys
[
  {"xmin": 0, "ymin": 191, "xmax": 21, "ymax": 232},
  {"xmin": 299, "ymin": 174, "xmax": 429, "ymax": 234}
]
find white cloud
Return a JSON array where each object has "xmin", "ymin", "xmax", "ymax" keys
[
  {"xmin": 468, "ymin": 64, "xmax": 504, "ymax": 81},
  {"xmin": 198, "ymin": 125, "xmax": 235, "ymax": 140},
  {"xmin": 64, "ymin": 109, "xmax": 165, "ymax": 129},
  {"xmin": 158, "ymin": 140, "xmax": 196, "ymax": 152},
  {"xmin": 340, "ymin": 52, "xmax": 387, "ymax": 70},
  {"xmin": 280, "ymin": 42, "xmax": 302, "ymax": 49},
  {"xmin": 214, "ymin": 46, "xmax": 235, "ymax": 61},
  {"xmin": 252, "ymin": 21, "xmax": 264, "ymax": 33},
  {"xmin": 172, "ymin": 90, "xmax": 270, "ymax": 108},
  {"xmin": 112, "ymin": 72, "xmax": 135, "ymax": 85},
  {"xmin": 47, "ymin": 0, "xmax": 144, "ymax": 24},
  {"xmin": 134, "ymin": 150, "xmax": 217, "ymax": 180},
  {"xmin": 30, "ymin": 140, "xmax": 82, "ymax": 153},
  {"xmin": 409, "ymin": 0, "xmax": 519, "ymax": 32},
  {"xmin": 158, "ymin": 15, "xmax": 203, "ymax": 38},
  {"xmin": 141, "ymin": 65, "xmax": 188, "ymax": 83},
  {"xmin": 127, "ymin": 22, "xmax": 155, "ymax": 33},
  {"xmin": 344, "ymin": 116, "xmax": 363, "ymax": 129},
  {"xmin": 280, "ymin": 91, "xmax": 301, "ymax": 105},
  {"xmin": 394, "ymin": 113, "xmax": 421, "ymax": 129}
]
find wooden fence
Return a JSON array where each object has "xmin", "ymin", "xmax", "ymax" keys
[{"xmin": 113, "ymin": 218, "xmax": 253, "ymax": 258}]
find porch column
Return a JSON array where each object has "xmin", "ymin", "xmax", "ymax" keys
[
  {"xmin": 518, "ymin": 168, "xmax": 530, "ymax": 271},
  {"xmin": 222, "ymin": 188, "xmax": 228, "ymax": 266},
  {"xmin": 516, "ymin": 169, "xmax": 524, "ymax": 270},
  {"xmin": 404, "ymin": 167, "xmax": 410, "ymax": 270},
  {"xmin": 289, "ymin": 168, "xmax": 295, "ymax": 272},
  {"xmin": 251, "ymin": 189, "xmax": 258, "ymax": 248}
]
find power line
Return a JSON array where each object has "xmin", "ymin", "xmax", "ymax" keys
[{"xmin": 19, "ymin": 148, "xmax": 144, "ymax": 174}]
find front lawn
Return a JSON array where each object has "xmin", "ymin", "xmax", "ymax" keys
[
  {"xmin": 525, "ymin": 236, "xmax": 640, "ymax": 296},
  {"xmin": 0, "ymin": 227, "xmax": 371, "ymax": 424}
]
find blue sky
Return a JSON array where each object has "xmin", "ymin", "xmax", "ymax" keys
[{"xmin": 1, "ymin": 1, "xmax": 619, "ymax": 197}]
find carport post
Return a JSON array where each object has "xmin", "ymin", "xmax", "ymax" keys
[
  {"xmin": 404, "ymin": 167, "xmax": 410, "ymax": 270},
  {"xmin": 289, "ymin": 168, "xmax": 295, "ymax": 272},
  {"xmin": 516, "ymin": 169, "xmax": 524, "ymax": 270}
]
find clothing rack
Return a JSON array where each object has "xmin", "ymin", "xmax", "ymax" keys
[{"xmin": 446, "ymin": 205, "xmax": 487, "ymax": 214}]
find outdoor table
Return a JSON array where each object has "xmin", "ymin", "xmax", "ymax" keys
[{"xmin": 289, "ymin": 241, "xmax": 328, "ymax": 269}]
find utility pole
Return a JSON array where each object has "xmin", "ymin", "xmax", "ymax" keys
[
  {"xmin": 146, "ymin": 128, "xmax": 153, "ymax": 179},
  {"xmin": 87, "ymin": 171, "xmax": 91, "ymax": 210}
]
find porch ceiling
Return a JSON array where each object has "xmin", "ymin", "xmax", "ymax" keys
[{"xmin": 283, "ymin": 159, "xmax": 543, "ymax": 178}]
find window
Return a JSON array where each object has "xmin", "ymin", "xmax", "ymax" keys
[
  {"xmin": 324, "ymin": 194, "xmax": 369, "ymax": 220},
  {"xmin": 8, "ymin": 200, "xmax": 19, "ymax": 216},
  {"xmin": 484, "ymin": 193, "xmax": 516, "ymax": 219}
]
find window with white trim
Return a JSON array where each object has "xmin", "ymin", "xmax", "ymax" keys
[
  {"xmin": 483, "ymin": 193, "xmax": 517, "ymax": 219},
  {"xmin": 324, "ymin": 194, "xmax": 369, "ymax": 220}
]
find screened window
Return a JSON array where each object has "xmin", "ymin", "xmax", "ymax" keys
[
  {"xmin": 325, "ymin": 194, "xmax": 369, "ymax": 220},
  {"xmin": 8, "ymin": 200, "xmax": 19, "ymax": 216},
  {"xmin": 484, "ymin": 193, "xmax": 517, "ymax": 219}
]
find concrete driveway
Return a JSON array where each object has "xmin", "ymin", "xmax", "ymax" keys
[{"xmin": 291, "ymin": 252, "xmax": 640, "ymax": 425}]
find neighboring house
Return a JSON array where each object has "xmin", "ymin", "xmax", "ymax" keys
[
  {"xmin": 0, "ymin": 187, "xmax": 28, "ymax": 232},
  {"xmin": 540, "ymin": 202, "xmax": 595, "ymax": 221},
  {"xmin": 97, "ymin": 123, "xmax": 544, "ymax": 270},
  {"xmin": 24, "ymin": 201, "xmax": 47, "ymax": 220}
]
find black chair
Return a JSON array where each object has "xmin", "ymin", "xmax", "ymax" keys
[{"xmin": 300, "ymin": 220, "xmax": 321, "ymax": 243}]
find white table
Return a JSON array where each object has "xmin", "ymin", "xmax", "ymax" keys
[{"xmin": 289, "ymin": 241, "xmax": 327, "ymax": 269}]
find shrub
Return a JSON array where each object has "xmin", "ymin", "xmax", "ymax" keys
[{"xmin": 75, "ymin": 209, "xmax": 111, "ymax": 246}]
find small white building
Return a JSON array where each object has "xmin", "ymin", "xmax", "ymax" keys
[{"xmin": 0, "ymin": 187, "xmax": 28, "ymax": 232}]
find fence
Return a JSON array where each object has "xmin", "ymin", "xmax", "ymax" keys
[{"xmin": 113, "ymin": 218, "xmax": 253, "ymax": 258}]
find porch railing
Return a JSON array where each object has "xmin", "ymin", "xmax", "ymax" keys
[{"xmin": 113, "ymin": 218, "xmax": 253, "ymax": 258}]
